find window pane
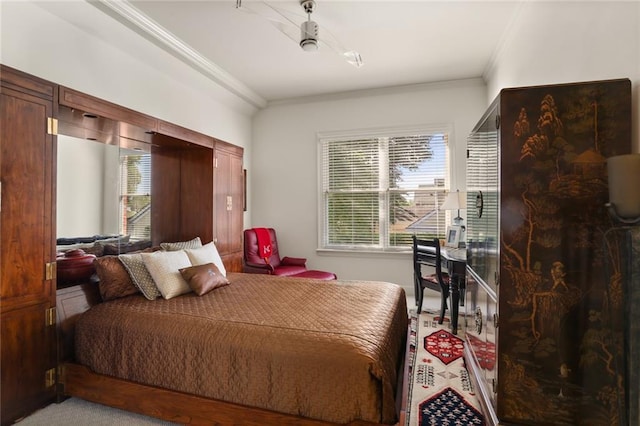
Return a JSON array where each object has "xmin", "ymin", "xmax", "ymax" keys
[
  {"xmin": 325, "ymin": 139, "xmax": 380, "ymax": 190},
  {"xmin": 391, "ymin": 189, "xmax": 448, "ymax": 246},
  {"xmin": 320, "ymin": 127, "xmax": 450, "ymax": 251},
  {"xmin": 326, "ymin": 192, "xmax": 380, "ymax": 247},
  {"xmin": 389, "ymin": 133, "xmax": 448, "ymax": 189}
]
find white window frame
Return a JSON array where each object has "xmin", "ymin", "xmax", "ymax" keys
[
  {"xmin": 317, "ymin": 124, "xmax": 454, "ymax": 253},
  {"xmin": 119, "ymin": 151, "xmax": 151, "ymax": 241}
]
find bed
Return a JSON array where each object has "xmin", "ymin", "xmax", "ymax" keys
[{"xmin": 58, "ymin": 271, "xmax": 410, "ymax": 425}]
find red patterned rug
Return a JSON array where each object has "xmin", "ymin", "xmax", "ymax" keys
[{"xmin": 406, "ymin": 311, "xmax": 485, "ymax": 426}]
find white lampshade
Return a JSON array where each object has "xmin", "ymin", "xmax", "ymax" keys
[
  {"xmin": 440, "ymin": 190, "xmax": 467, "ymax": 211},
  {"xmin": 440, "ymin": 190, "xmax": 467, "ymax": 226}
]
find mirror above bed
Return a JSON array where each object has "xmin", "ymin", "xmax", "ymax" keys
[
  {"xmin": 56, "ymin": 105, "xmax": 153, "ymax": 284},
  {"xmin": 53, "ymin": 85, "xmax": 241, "ymax": 282}
]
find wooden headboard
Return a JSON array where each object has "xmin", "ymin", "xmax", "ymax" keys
[{"xmin": 56, "ymin": 283, "xmax": 102, "ymax": 363}]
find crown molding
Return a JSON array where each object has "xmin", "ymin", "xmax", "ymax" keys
[{"xmin": 90, "ymin": 0, "xmax": 267, "ymax": 109}]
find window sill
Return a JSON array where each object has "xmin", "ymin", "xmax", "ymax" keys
[{"xmin": 316, "ymin": 248, "xmax": 411, "ymax": 259}]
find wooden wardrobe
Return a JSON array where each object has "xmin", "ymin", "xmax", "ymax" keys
[{"xmin": 0, "ymin": 65, "xmax": 244, "ymax": 425}]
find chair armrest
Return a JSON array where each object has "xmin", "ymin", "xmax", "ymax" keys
[
  {"xmin": 243, "ymin": 261, "xmax": 275, "ymax": 274},
  {"xmin": 281, "ymin": 256, "xmax": 307, "ymax": 267}
]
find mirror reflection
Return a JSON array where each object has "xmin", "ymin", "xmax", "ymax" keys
[
  {"xmin": 57, "ymin": 135, "xmax": 121, "ymax": 240},
  {"xmin": 55, "ymin": 110, "xmax": 153, "ymax": 285}
]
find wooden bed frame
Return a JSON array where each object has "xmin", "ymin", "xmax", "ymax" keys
[{"xmin": 56, "ymin": 282, "xmax": 412, "ymax": 426}]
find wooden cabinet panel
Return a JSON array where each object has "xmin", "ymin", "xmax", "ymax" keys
[
  {"xmin": 1, "ymin": 66, "xmax": 56, "ymax": 425},
  {"xmin": 179, "ymin": 146, "xmax": 214, "ymax": 244},
  {"xmin": 214, "ymin": 142, "xmax": 243, "ymax": 272},
  {"xmin": 1, "ymin": 87, "xmax": 54, "ymax": 301},
  {"xmin": 1, "ymin": 302, "xmax": 56, "ymax": 424}
]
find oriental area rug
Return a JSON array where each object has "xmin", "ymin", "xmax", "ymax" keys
[{"xmin": 405, "ymin": 310, "xmax": 485, "ymax": 426}]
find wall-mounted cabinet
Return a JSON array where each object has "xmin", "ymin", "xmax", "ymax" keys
[
  {"xmin": 56, "ymin": 85, "xmax": 243, "ymax": 272},
  {"xmin": 0, "ymin": 64, "xmax": 244, "ymax": 425}
]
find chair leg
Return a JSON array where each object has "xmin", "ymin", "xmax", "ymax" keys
[
  {"xmin": 417, "ymin": 286, "xmax": 424, "ymax": 314},
  {"xmin": 438, "ymin": 285, "xmax": 449, "ymax": 324},
  {"xmin": 438, "ymin": 293, "xmax": 447, "ymax": 324}
]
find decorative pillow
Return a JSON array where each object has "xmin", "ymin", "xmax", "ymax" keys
[
  {"xmin": 184, "ymin": 241, "xmax": 226, "ymax": 277},
  {"xmin": 102, "ymin": 240, "xmax": 154, "ymax": 255},
  {"xmin": 179, "ymin": 263, "xmax": 230, "ymax": 296},
  {"xmin": 160, "ymin": 237, "xmax": 202, "ymax": 251},
  {"xmin": 141, "ymin": 250, "xmax": 192, "ymax": 299},
  {"xmin": 119, "ymin": 253, "xmax": 162, "ymax": 300},
  {"xmin": 94, "ymin": 256, "xmax": 140, "ymax": 301}
]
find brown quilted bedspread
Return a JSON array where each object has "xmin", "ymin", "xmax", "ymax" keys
[{"xmin": 75, "ymin": 273, "xmax": 408, "ymax": 424}]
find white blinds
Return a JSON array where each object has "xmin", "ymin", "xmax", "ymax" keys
[
  {"xmin": 320, "ymin": 129, "xmax": 450, "ymax": 250},
  {"xmin": 120, "ymin": 153, "xmax": 151, "ymax": 240}
]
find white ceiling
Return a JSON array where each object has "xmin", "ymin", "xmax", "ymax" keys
[{"xmin": 95, "ymin": 1, "xmax": 524, "ymax": 107}]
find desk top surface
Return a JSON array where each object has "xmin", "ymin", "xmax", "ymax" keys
[{"xmin": 417, "ymin": 245, "xmax": 466, "ymax": 262}]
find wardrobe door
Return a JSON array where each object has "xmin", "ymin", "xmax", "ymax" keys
[
  {"xmin": 214, "ymin": 141, "xmax": 244, "ymax": 272},
  {"xmin": 1, "ymin": 68, "xmax": 57, "ymax": 425}
]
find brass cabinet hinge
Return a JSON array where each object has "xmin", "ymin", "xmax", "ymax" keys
[
  {"xmin": 46, "ymin": 307, "xmax": 56, "ymax": 327},
  {"xmin": 45, "ymin": 262, "xmax": 57, "ymax": 281},
  {"xmin": 214, "ymin": 157, "xmax": 218, "ymax": 168},
  {"xmin": 45, "ymin": 368, "xmax": 56, "ymax": 388},
  {"xmin": 47, "ymin": 117, "xmax": 58, "ymax": 135}
]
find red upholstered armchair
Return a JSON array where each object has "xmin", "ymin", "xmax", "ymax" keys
[{"xmin": 243, "ymin": 228, "xmax": 337, "ymax": 280}]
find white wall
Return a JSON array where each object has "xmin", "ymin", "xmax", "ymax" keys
[
  {"xmin": 56, "ymin": 136, "xmax": 111, "ymax": 237},
  {"xmin": 486, "ymin": 1, "xmax": 640, "ymax": 152},
  {"xmin": 252, "ymin": 79, "xmax": 487, "ymax": 291}
]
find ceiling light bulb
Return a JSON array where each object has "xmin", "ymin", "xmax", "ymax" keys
[{"xmin": 300, "ymin": 20, "xmax": 319, "ymax": 52}]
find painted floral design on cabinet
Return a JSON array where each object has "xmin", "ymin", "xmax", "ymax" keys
[{"xmin": 497, "ymin": 81, "xmax": 630, "ymax": 425}]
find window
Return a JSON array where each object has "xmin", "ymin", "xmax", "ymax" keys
[
  {"xmin": 120, "ymin": 152, "xmax": 151, "ymax": 240},
  {"xmin": 319, "ymin": 126, "xmax": 451, "ymax": 252}
]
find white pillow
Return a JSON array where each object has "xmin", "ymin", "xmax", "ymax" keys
[
  {"xmin": 141, "ymin": 250, "xmax": 192, "ymax": 299},
  {"xmin": 185, "ymin": 241, "xmax": 226, "ymax": 277}
]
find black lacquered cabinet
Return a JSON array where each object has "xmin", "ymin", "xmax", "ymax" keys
[{"xmin": 463, "ymin": 79, "xmax": 632, "ymax": 425}]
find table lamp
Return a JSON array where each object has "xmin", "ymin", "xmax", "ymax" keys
[{"xmin": 440, "ymin": 190, "xmax": 467, "ymax": 226}]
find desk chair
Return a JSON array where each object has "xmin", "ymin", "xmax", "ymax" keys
[{"xmin": 412, "ymin": 236, "xmax": 450, "ymax": 322}]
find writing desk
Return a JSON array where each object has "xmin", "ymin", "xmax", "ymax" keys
[{"xmin": 417, "ymin": 244, "xmax": 466, "ymax": 334}]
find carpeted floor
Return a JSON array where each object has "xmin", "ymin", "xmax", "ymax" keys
[
  {"xmin": 405, "ymin": 310, "xmax": 485, "ymax": 426},
  {"xmin": 15, "ymin": 398, "xmax": 177, "ymax": 425}
]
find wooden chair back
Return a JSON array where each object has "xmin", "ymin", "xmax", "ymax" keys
[{"xmin": 412, "ymin": 235, "xmax": 449, "ymax": 321}]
